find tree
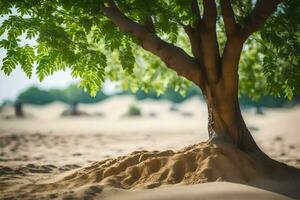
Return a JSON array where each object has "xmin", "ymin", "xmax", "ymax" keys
[
  {"xmin": 1, "ymin": 0, "xmax": 300, "ymax": 189},
  {"xmin": 18, "ymin": 86, "xmax": 55, "ymax": 105},
  {"xmin": 14, "ymin": 100, "xmax": 24, "ymax": 117},
  {"xmin": 17, "ymin": 85, "xmax": 108, "ymax": 105}
]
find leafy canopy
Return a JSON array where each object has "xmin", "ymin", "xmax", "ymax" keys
[{"xmin": 0, "ymin": 0, "xmax": 299, "ymax": 99}]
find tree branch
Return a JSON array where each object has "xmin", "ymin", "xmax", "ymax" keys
[
  {"xmin": 191, "ymin": 0, "xmax": 201, "ymax": 27},
  {"xmin": 179, "ymin": 0, "xmax": 204, "ymax": 65},
  {"xmin": 219, "ymin": 0, "xmax": 242, "ymax": 93},
  {"xmin": 183, "ymin": 25, "xmax": 202, "ymax": 62},
  {"xmin": 221, "ymin": 38, "xmax": 244, "ymax": 93},
  {"xmin": 182, "ymin": 0, "xmax": 203, "ymax": 64},
  {"xmin": 241, "ymin": 0, "xmax": 282, "ymax": 40},
  {"xmin": 220, "ymin": 0, "xmax": 239, "ymax": 37},
  {"xmin": 221, "ymin": 0, "xmax": 282, "ymax": 94},
  {"xmin": 203, "ymin": 0, "xmax": 217, "ymax": 30},
  {"xmin": 144, "ymin": 16, "xmax": 155, "ymax": 33},
  {"xmin": 102, "ymin": 0, "xmax": 204, "ymax": 87},
  {"xmin": 201, "ymin": 0, "xmax": 220, "ymax": 83}
]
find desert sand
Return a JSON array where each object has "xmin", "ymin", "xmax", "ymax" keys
[
  {"xmin": 104, "ymin": 182, "xmax": 292, "ymax": 200},
  {"xmin": 0, "ymin": 96, "xmax": 299, "ymax": 199}
]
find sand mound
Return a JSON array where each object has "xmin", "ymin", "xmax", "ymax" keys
[
  {"xmin": 38, "ymin": 142, "xmax": 266, "ymax": 191},
  {"xmin": 3, "ymin": 142, "xmax": 299, "ymax": 199}
]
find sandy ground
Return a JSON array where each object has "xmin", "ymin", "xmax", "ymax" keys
[
  {"xmin": 104, "ymin": 182, "xmax": 292, "ymax": 200},
  {"xmin": 0, "ymin": 96, "xmax": 299, "ymax": 199}
]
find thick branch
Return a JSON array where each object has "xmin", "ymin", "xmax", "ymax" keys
[
  {"xmin": 220, "ymin": 0, "xmax": 239, "ymax": 37},
  {"xmin": 191, "ymin": 0, "xmax": 201, "ymax": 27},
  {"xmin": 144, "ymin": 16, "xmax": 155, "ymax": 33},
  {"xmin": 183, "ymin": 25, "xmax": 202, "ymax": 62},
  {"xmin": 203, "ymin": 0, "xmax": 217, "ymax": 30},
  {"xmin": 102, "ymin": 1, "xmax": 204, "ymax": 87},
  {"xmin": 182, "ymin": 0, "xmax": 203, "ymax": 65},
  {"xmin": 221, "ymin": 38, "xmax": 244, "ymax": 93},
  {"xmin": 201, "ymin": 0, "xmax": 220, "ymax": 83},
  {"xmin": 221, "ymin": 0, "xmax": 282, "ymax": 93},
  {"xmin": 241, "ymin": 0, "xmax": 282, "ymax": 39}
]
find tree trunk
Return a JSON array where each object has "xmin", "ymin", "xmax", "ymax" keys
[
  {"xmin": 15, "ymin": 101, "xmax": 24, "ymax": 117},
  {"xmin": 70, "ymin": 102, "xmax": 79, "ymax": 116},
  {"xmin": 204, "ymin": 82, "xmax": 300, "ymax": 197},
  {"xmin": 202, "ymin": 82, "xmax": 276, "ymax": 163}
]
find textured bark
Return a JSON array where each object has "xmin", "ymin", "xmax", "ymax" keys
[
  {"xmin": 201, "ymin": 0, "xmax": 220, "ymax": 83},
  {"xmin": 204, "ymin": 86, "xmax": 259, "ymax": 151}
]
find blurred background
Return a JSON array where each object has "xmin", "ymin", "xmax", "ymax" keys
[
  {"xmin": 1, "ymin": 68, "xmax": 299, "ymax": 109},
  {"xmin": 0, "ymin": 68, "xmax": 300, "ymax": 183}
]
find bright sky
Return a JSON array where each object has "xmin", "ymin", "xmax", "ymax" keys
[{"xmin": 0, "ymin": 67, "xmax": 80, "ymax": 102}]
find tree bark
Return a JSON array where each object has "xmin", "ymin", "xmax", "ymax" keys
[{"xmin": 203, "ymin": 82, "xmax": 260, "ymax": 153}]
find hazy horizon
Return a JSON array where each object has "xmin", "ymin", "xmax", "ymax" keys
[
  {"xmin": 0, "ymin": 68, "xmax": 120, "ymax": 103},
  {"xmin": 0, "ymin": 67, "xmax": 79, "ymax": 102}
]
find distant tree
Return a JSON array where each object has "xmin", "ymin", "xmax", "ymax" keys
[
  {"xmin": 18, "ymin": 86, "xmax": 55, "ymax": 105},
  {"xmin": 1, "ymin": 99, "xmax": 14, "ymax": 106},
  {"xmin": 17, "ymin": 85, "xmax": 108, "ymax": 105},
  {"xmin": 124, "ymin": 103, "xmax": 142, "ymax": 117},
  {"xmin": 1, "ymin": 0, "xmax": 300, "ymax": 186},
  {"xmin": 69, "ymin": 101, "xmax": 79, "ymax": 115},
  {"xmin": 14, "ymin": 100, "xmax": 24, "ymax": 117},
  {"xmin": 239, "ymin": 94, "xmax": 291, "ymax": 108},
  {"xmin": 61, "ymin": 84, "xmax": 107, "ymax": 104},
  {"xmin": 134, "ymin": 85, "xmax": 201, "ymax": 103}
]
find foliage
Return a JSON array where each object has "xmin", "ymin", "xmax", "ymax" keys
[
  {"xmin": 18, "ymin": 86, "xmax": 55, "ymax": 105},
  {"xmin": 0, "ymin": 0, "xmax": 299, "ymax": 99},
  {"xmin": 1, "ymin": 99, "xmax": 14, "ymax": 106},
  {"xmin": 125, "ymin": 103, "xmax": 142, "ymax": 117},
  {"xmin": 15, "ymin": 83, "xmax": 298, "ymax": 108},
  {"xmin": 239, "ymin": 95, "xmax": 296, "ymax": 109},
  {"xmin": 259, "ymin": 0, "xmax": 300, "ymax": 99},
  {"xmin": 17, "ymin": 84, "xmax": 107, "ymax": 105},
  {"xmin": 235, "ymin": 0, "xmax": 300, "ymax": 100},
  {"xmin": 16, "ymin": 84, "xmax": 200, "ymax": 105},
  {"xmin": 132, "ymin": 84, "xmax": 201, "ymax": 103}
]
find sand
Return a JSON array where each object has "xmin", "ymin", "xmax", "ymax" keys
[
  {"xmin": 0, "ymin": 96, "xmax": 300, "ymax": 199},
  {"xmin": 104, "ymin": 182, "xmax": 293, "ymax": 200}
]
